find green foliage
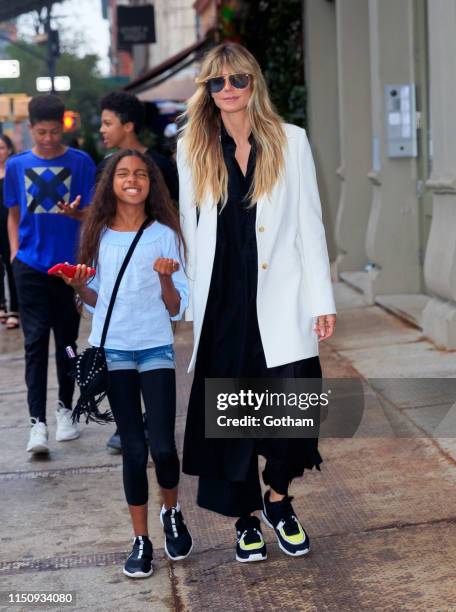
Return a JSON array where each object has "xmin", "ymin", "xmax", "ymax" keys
[
  {"xmin": 222, "ymin": 0, "xmax": 306, "ymax": 127},
  {"xmin": 0, "ymin": 41, "xmax": 111, "ymax": 158}
]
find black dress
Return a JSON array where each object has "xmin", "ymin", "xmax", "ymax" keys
[{"xmin": 182, "ymin": 125, "xmax": 322, "ymax": 517}]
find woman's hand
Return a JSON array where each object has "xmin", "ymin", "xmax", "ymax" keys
[
  {"xmin": 57, "ymin": 263, "xmax": 93, "ymax": 289},
  {"xmin": 153, "ymin": 258, "xmax": 179, "ymax": 276},
  {"xmin": 314, "ymin": 314, "xmax": 336, "ymax": 342}
]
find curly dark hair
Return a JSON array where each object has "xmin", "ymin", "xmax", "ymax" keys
[
  {"xmin": 79, "ymin": 149, "xmax": 186, "ymax": 266},
  {"xmin": 100, "ymin": 92, "xmax": 145, "ymax": 134},
  {"xmin": 29, "ymin": 95, "xmax": 65, "ymax": 125}
]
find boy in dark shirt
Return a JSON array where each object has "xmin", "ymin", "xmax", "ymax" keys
[
  {"xmin": 4, "ymin": 94, "xmax": 95, "ymax": 454},
  {"xmin": 98, "ymin": 91, "xmax": 179, "ymax": 454}
]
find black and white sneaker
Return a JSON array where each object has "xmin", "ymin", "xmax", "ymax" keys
[
  {"xmin": 261, "ymin": 491, "xmax": 310, "ymax": 557},
  {"xmin": 159, "ymin": 504, "xmax": 193, "ymax": 560},
  {"xmin": 235, "ymin": 516, "xmax": 267, "ymax": 563},
  {"xmin": 123, "ymin": 535, "xmax": 153, "ymax": 578}
]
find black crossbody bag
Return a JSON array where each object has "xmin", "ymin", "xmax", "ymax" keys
[{"xmin": 69, "ymin": 217, "xmax": 152, "ymax": 424}]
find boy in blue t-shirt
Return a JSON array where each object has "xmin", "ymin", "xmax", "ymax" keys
[{"xmin": 4, "ymin": 94, "xmax": 95, "ymax": 455}]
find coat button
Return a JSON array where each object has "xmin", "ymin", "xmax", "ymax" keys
[
  {"xmin": 261, "ymin": 263, "xmax": 268, "ymax": 270},
  {"xmin": 258, "ymin": 226, "xmax": 265, "ymax": 232}
]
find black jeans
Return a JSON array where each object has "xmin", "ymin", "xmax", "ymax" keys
[
  {"xmin": 12, "ymin": 258, "xmax": 80, "ymax": 422},
  {"xmin": 107, "ymin": 368, "xmax": 180, "ymax": 506}
]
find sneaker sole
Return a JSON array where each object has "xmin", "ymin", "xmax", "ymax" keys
[
  {"xmin": 163, "ymin": 539, "xmax": 193, "ymax": 561},
  {"xmin": 27, "ymin": 444, "xmax": 49, "ymax": 454},
  {"xmin": 56, "ymin": 432, "xmax": 80, "ymax": 442},
  {"xmin": 261, "ymin": 511, "xmax": 310, "ymax": 557},
  {"xmin": 236, "ymin": 552, "xmax": 267, "ymax": 563},
  {"xmin": 123, "ymin": 567, "xmax": 154, "ymax": 579},
  {"xmin": 106, "ymin": 445, "xmax": 122, "ymax": 454}
]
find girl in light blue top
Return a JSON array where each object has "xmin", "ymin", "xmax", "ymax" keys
[{"xmin": 59, "ymin": 149, "xmax": 193, "ymax": 578}]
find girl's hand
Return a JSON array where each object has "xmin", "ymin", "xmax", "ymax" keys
[
  {"xmin": 57, "ymin": 195, "xmax": 83, "ymax": 220},
  {"xmin": 154, "ymin": 258, "xmax": 181, "ymax": 316},
  {"xmin": 153, "ymin": 258, "xmax": 179, "ymax": 276},
  {"xmin": 57, "ymin": 263, "xmax": 93, "ymax": 289},
  {"xmin": 313, "ymin": 314, "xmax": 336, "ymax": 342}
]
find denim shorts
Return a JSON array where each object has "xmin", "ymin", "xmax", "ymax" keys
[{"xmin": 104, "ymin": 345, "xmax": 175, "ymax": 373}]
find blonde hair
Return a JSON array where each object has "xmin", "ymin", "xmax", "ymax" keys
[{"xmin": 180, "ymin": 43, "xmax": 286, "ymax": 206}]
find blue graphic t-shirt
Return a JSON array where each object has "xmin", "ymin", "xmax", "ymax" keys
[{"xmin": 3, "ymin": 147, "xmax": 96, "ymax": 273}]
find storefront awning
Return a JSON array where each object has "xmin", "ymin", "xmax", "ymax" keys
[
  {"xmin": 124, "ymin": 38, "xmax": 211, "ymax": 98},
  {"xmin": 136, "ymin": 76, "xmax": 197, "ymax": 103}
]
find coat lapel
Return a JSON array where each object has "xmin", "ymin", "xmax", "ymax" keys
[
  {"xmin": 256, "ymin": 176, "xmax": 284, "ymax": 224},
  {"xmin": 256, "ymin": 194, "xmax": 266, "ymax": 222}
]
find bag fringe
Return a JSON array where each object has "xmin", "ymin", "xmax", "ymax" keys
[{"xmin": 71, "ymin": 390, "xmax": 114, "ymax": 424}]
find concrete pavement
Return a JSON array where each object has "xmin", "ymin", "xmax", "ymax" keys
[{"xmin": 1, "ymin": 282, "xmax": 456, "ymax": 611}]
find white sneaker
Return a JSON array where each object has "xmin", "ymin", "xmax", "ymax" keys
[
  {"xmin": 26, "ymin": 418, "xmax": 49, "ymax": 453},
  {"xmin": 55, "ymin": 401, "xmax": 80, "ymax": 442}
]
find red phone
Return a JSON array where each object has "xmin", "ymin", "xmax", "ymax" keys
[{"xmin": 48, "ymin": 263, "xmax": 96, "ymax": 278}]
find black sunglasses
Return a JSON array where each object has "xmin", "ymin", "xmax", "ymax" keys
[{"xmin": 205, "ymin": 73, "xmax": 251, "ymax": 94}]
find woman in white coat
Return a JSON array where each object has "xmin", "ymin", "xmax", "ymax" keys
[{"xmin": 177, "ymin": 43, "xmax": 336, "ymax": 563}]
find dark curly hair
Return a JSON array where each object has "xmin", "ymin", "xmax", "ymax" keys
[
  {"xmin": 79, "ymin": 149, "xmax": 186, "ymax": 266},
  {"xmin": 100, "ymin": 92, "xmax": 145, "ymax": 134},
  {"xmin": 29, "ymin": 95, "xmax": 65, "ymax": 125}
]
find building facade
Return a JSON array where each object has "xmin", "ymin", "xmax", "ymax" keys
[
  {"xmin": 130, "ymin": 0, "xmax": 198, "ymax": 100},
  {"xmin": 194, "ymin": 0, "xmax": 220, "ymax": 38},
  {"xmin": 117, "ymin": 0, "xmax": 220, "ymax": 101},
  {"xmin": 107, "ymin": 0, "xmax": 134, "ymax": 77},
  {"xmin": 304, "ymin": 0, "xmax": 456, "ymax": 349},
  {"xmin": 133, "ymin": 0, "xmax": 196, "ymax": 72}
]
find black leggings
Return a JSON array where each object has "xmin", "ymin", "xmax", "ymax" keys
[{"xmin": 107, "ymin": 368, "xmax": 180, "ymax": 506}]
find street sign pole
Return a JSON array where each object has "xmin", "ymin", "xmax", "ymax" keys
[{"xmin": 45, "ymin": 2, "xmax": 55, "ymax": 93}]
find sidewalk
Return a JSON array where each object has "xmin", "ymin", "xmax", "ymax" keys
[{"xmin": 1, "ymin": 282, "xmax": 455, "ymax": 611}]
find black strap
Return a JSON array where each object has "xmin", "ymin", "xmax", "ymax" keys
[{"xmin": 100, "ymin": 217, "xmax": 152, "ymax": 348}]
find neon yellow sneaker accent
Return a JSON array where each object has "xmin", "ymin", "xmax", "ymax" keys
[
  {"xmin": 279, "ymin": 523, "xmax": 305, "ymax": 545},
  {"xmin": 239, "ymin": 538, "xmax": 264, "ymax": 551}
]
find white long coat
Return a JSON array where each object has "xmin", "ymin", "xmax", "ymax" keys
[{"xmin": 177, "ymin": 123, "xmax": 336, "ymax": 373}]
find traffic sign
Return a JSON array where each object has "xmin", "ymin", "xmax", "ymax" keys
[
  {"xmin": 36, "ymin": 75, "xmax": 71, "ymax": 92},
  {"xmin": 0, "ymin": 60, "xmax": 20, "ymax": 78}
]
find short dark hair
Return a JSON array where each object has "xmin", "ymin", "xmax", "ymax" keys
[
  {"xmin": 100, "ymin": 91, "xmax": 145, "ymax": 134},
  {"xmin": 29, "ymin": 95, "xmax": 65, "ymax": 125}
]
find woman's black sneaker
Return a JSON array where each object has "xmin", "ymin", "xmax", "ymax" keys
[
  {"xmin": 261, "ymin": 491, "xmax": 310, "ymax": 557},
  {"xmin": 235, "ymin": 516, "xmax": 267, "ymax": 563},
  {"xmin": 123, "ymin": 535, "xmax": 153, "ymax": 578},
  {"xmin": 160, "ymin": 504, "xmax": 193, "ymax": 560}
]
